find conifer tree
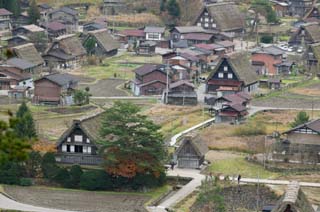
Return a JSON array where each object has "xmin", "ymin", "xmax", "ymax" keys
[
  {"xmin": 15, "ymin": 102, "xmax": 37, "ymax": 140},
  {"xmin": 28, "ymin": 0, "xmax": 40, "ymax": 24}
]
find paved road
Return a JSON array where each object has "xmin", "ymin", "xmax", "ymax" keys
[
  {"xmin": 147, "ymin": 169, "xmax": 205, "ymax": 212},
  {"xmin": 0, "ymin": 193, "xmax": 78, "ymax": 212}
]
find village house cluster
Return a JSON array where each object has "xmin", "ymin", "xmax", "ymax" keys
[{"xmin": 0, "ymin": 0, "xmax": 318, "ymax": 158}]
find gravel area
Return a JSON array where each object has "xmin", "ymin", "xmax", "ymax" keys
[
  {"xmin": 4, "ymin": 186, "xmax": 148, "ymax": 212},
  {"xmin": 79, "ymin": 79, "xmax": 128, "ymax": 97}
]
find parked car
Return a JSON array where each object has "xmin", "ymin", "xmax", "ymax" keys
[{"xmin": 297, "ymin": 48, "xmax": 303, "ymax": 53}]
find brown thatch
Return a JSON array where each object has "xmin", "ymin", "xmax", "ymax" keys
[
  {"xmin": 87, "ymin": 29, "xmax": 120, "ymax": 52},
  {"xmin": 271, "ymin": 181, "xmax": 315, "ymax": 212},
  {"xmin": 207, "ymin": 52, "xmax": 258, "ymax": 86},
  {"xmin": 13, "ymin": 43, "xmax": 44, "ymax": 66},
  {"xmin": 176, "ymin": 134, "xmax": 209, "ymax": 157},
  {"xmin": 57, "ymin": 111, "xmax": 106, "ymax": 147},
  {"xmin": 46, "ymin": 34, "xmax": 86, "ymax": 58},
  {"xmin": 205, "ymin": 2, "xmax": 245, "ymax": 31}
]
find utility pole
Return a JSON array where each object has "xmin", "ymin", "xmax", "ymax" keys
[
  {"xmin": 165, "ymin": 62, "xmax": 169, "ymax": 104},
  {"xmin": 256, "ymin": 172, "xmax": 260, "ymax": 212}
]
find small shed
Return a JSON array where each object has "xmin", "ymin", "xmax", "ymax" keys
[{"xmin": 174, "ymin": 134, "xmax": 208, "ymax": 169}]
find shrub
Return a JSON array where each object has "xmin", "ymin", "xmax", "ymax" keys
[
  {"xmin": 233, "ymin": 122, "xmax": 267, "ymax": 136},
  {"xmin": 53, "ymin": 168, "xmax": 71, "ymax": 187},
  {"xmin": 80, "ymin": 170, "xmax": 112, "ymax": 190},
  {"xmin": 20, "ymin": 178, "xmax": 32, "ymax": 186},
  {"xmin": 0, "ymin": 162, "xmax": 22, "ymax": 185},
  {"xmin": 69, "ymin": 165, "xmax": 83, "ymax": 188},
  {"xmin": 260, "ymin": 35, "xmax": 273, "ymax": 44},
  {"xmin": 41, "ymin": 152, "xmax": 60, "ymax": 179}
]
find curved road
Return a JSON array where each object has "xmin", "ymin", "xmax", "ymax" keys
[{"xmin": 0, "ymin": 193, "xmax": 78, "ymax": 212}]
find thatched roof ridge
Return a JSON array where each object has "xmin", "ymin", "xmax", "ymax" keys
[{"xmin": 13, "ymin": 43, "xmax": 44, "ymax": 66}]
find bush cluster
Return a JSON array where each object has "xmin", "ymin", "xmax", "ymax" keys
[{"xmin": 232, "ymin": 122, "xmax": 267, "ymax": 136}]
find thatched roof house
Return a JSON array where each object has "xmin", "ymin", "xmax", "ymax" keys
[
  {"xmin": 43, "ymin": 34, "xmax": 86, "ymax": 70},
  {"xmin": 12, "ymin": 43, "xmax": 44, "ymax": 67},
  {"xmin": 55, "ymin": 111, "xmax": 105, "ymax": 165},
  {"xmin": 289, "ymin": 23, "xmax": 320, "ymax": 46},
  {"xmin": 83, "ymin": 29, "xmax": 120, "ymax": 57},
  {"xmin": 206, "ymin": 52, "xmax": 259, "ymax": 93},
  {"xmin": 174, "ymin": 134, "xmax": 208, "ymax": 169},
  {"xmin": 194, "ymin": 2, "xmax": 245, "ymax": 33}
]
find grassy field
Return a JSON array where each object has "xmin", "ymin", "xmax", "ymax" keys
[
  {"xmin": 143, "ymin": 105, "xmax": 211, "ymax": 138},
  {"xmin": 77, "ymin": 53, "xmax": 162, "ymax": 81},
  {"xmin": 206, "ymin": 152, "xmax": 279, "ymax": 179}
]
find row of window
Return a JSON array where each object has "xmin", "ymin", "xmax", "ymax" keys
[
  {"xmin": 67, "ymin": 135, "xmax": 90, "ymax": 143},
  {"xmin": 62, "ymin": 144, "xmax": 92, "ymax": 154},
  {"xmin": 197, "ymin": 22, "xmax": 216, "ymax": 28},
  {"xmin": 218, "ymin": 72, "xmax": 233, "ymax": 79}
]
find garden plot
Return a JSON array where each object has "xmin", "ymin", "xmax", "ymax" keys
[{"xmin": 4, "ymin": 186, "xmax": 148, "ymax": 212}]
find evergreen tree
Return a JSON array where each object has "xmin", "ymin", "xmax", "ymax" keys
[
  {"xmin": 166, "ymin": 0, "xmax": 180, "ymax": 19},
  {"xmin": 28, "ymin": 0, "xmax": 40, "ymax": 24},
  {"xmin": 100, "ymin": 101, "xmax": 166, "ymax": 180},
  {"xmin": 291, "ymin": 111, "xmax": 310, "ymax": 128},
  {"xmin": 160, "ymin": 0, "xmax": 166, "ymax": 12},
  {"xmin": 6, "ymin": 0, "xmax": 21, "ymax": 18},
  {"xmin": 0, "ymin": 112, "xmax": 31, "ymax": 165},
  {"xmin": 15, "ymin": 102, "xmax": 37, "ymax": 140},
  {"xmin": 251, "ymin": 0, "xmax": 278, "ymax": 23}
]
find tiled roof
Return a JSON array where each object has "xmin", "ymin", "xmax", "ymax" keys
[
  {"xmin": 183, "ymin": 33, "xmax": 214, "ymax": 41},
  {"xmin": 21, "ymin": 24, "xmax": 45, "ymax": 32},
  {"xmin": 285, "ymin": 119, "xmax": 320, "ymax": 134},
  {"xmin": 0, "ymin": 8, "xmax": 12, "ymax": 16},
  {"xmin": 45, "ymin": 21, "xmax": 66, "ymax": 31},
  {"xmin": 50, "ymin": 6, "xmax": 78, "ymax": 16},
  {"xmin": 47, "ymin": 34, "xmax": 86, "ymax": 58},
  {"xmin": 144, "ymin": 26, "xmax": 165, "ymax": 33},
  {"xmin": 7, "ymin": 57, "xmax": 36, "ymax": 70},
  {"xmin": 134, "ymin": 64, "xmax": 165, "ymax": 76},
  {"xmin": 169, "ymin": 80, "xmax": 195, "ymax": 89},
  {"xmin": 37, "ymin": 73, "xmax": 79, "ymax": 87},
  {"xmin": 121, "ymin": 29, "xmax": 145, "ymax": 37},
  {"xmin": 173, "ymin": 26, "xmax": 205, "ymax": 33}
]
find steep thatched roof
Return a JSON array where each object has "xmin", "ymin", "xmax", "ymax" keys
[
  {"xmin": 176, "ymin": 134, "xmax": 209, "ymax": 157},
  {"xmin": 207, "ymin": 52, "xmax": 258, "ymax": 86},
  {"xmin": 57, "ymin": 111, "xmax": 106, "ymax": 147},
  {"xmin": 86, "ymin": 29, "xmax": 120, "ymax": 52},
  {"xmin": 203, "ymin": 2, "xmax": 245, "ymax": 31},
  {"xmin": 271, "ymin": 181, "xmax": 315, "ymax": 212},
  {"xmin": 13, "ymin": 43, "xmax": 44, "ymax": 66},
  {"xmin": 46, "ymin": 34, "xmax": 86, "ymax": 58}
]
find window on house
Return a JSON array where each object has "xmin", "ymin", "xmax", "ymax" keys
[
  {"xmin": 224, "ymin": 66, "xmax": 228, "ymax": 71},
  {"xmin": 75, "ymin": 145, "xmax": 83, "ymax": 153},
  {"xmin": 228, "ymin": 73, "xmax": 233, "ymax": 79},
  {"xmin": 67, "ymin": 137, "xmax": 71, "ymax": 142},
  {"xmin": 70, "ymin": 145, "xmax": 75, "ymax": 153},
  {"xmin": 212, "ymin": 23, "xmax": 217, "ymax": 28},
  {"xmin": 205, "ymin": 18, "xmax": 209, "ymax": 22},
  {"xmin": 86, "ymin": 138, "xmax": 90, "ymax": 143},
  {"xmin": 74, "ymin": 135, "xmax": 83, "ymax": 142},
  {"xmin": 88, "ymin": 146, "xmax": 92, "ymax": 154},
  {"xmin": 62, "ymin": 145, "xmax": 67, "ymax": 152},
  {"xmin": 204, "ymin": 23, "xmax": 209, "ymax": 27},
  {"xmin": 83, "ymin": 146, "xmax": 88, "ymax": 153},
  {"xmin": 218, "ymin": 72, "xmax": 223, "ymax": 78}
]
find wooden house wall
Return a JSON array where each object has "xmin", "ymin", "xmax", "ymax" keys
[
  {"xmin": 34, "ymin": 79, "xmax": 61, "ymax": 102},
  {"xmin": 195, "ymin": 8, "xmax": 217, "ymax": 31},
  {"xmin": 207, "ymin": 58, "xmax": 240, "ymax": 92},
  {"xmin": 177, "ymin": 141, "xmax": 202, "ymax": 168},
  {"xmin": 140, "ymin": 81, "xmax": 166, "ymax": 95},
  {"xmin": 287, "ymin": 131, "xmax": 320, "ymax": 145}
]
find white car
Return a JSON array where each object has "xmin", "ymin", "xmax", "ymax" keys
[
  {"xmin": 287, "ymin": 47, "xmax": 293, "ymax": 52},
  {"xmin": 297, "ymin": 48, "xmax": 303, "ymax": 53}
]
